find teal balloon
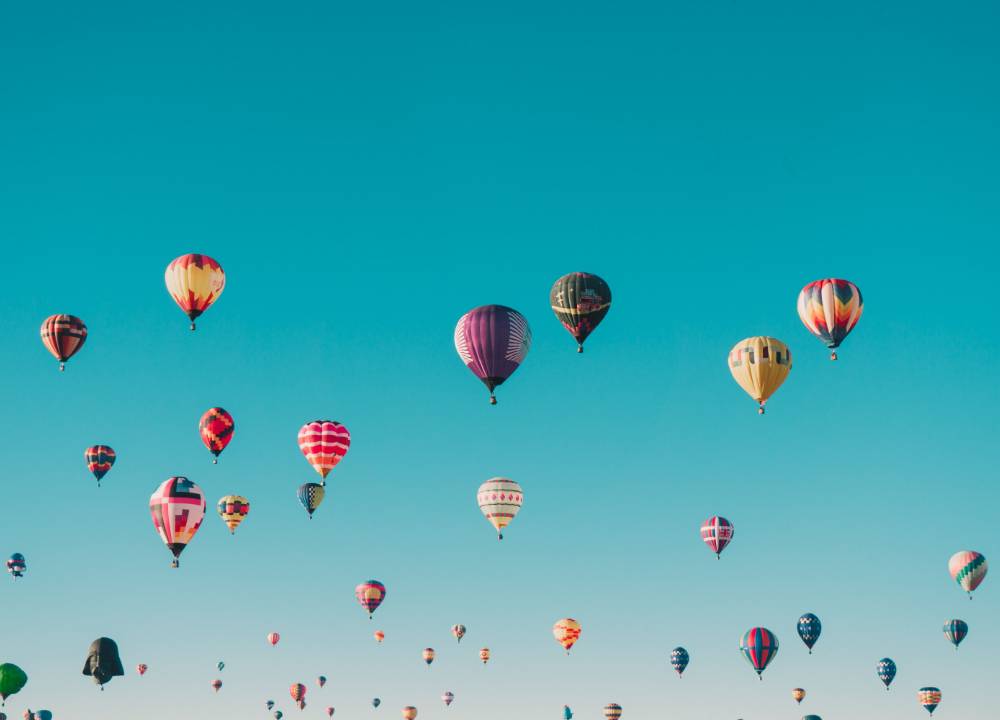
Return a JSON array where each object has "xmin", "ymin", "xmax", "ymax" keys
[
  {"xmin": 0, "ymin": 663, "xmax": 27, "ymax": 702},
  {"xmin": 34, "ymin": 712, "xmax": 52, "ymax": 720},
  {"xmin": 803, "ymin": 716, "xmax": 822, "ymax": 720},
  {"xmin": 563, "ymin": 706, "xmax": 573, "ymax": 719},
  {"xmin": 217, "ymin": 661, "xmax": 225, "ymax": 672},
  {"xmin": 372, "ymin": 698, "xmax": 381, "ymax": 708}
]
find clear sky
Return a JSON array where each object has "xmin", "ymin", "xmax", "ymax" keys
[{"xmin": 1, "ymin": 2, "xmax": 998, "ymax": 719}]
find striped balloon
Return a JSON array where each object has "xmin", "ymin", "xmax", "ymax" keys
[
  {"xmin": 603, "ymin": 703, "xmax": 622, "ymax": 720},
  {"xmin": 451, "ymin": 624, "xmax": 466, "ymax": 643},
  {"xmin": 479, "ymin": 648, "xmax": 490, "ymax": 665},
  {"xmin": 700, "ymin": 516, "xmax": 733, "ymax": 558},
  {"xmin": 550, "ymin": 272, "xmax": 612, "ymax": 352},
  {"xmin": 297, "ymin": 483, "xmax": 325, "ymax": 518},
  {"xmin": 877, "ymin": 658, "xmax": 896, "ymax": 689},
  {"xmin": 40, "ymin": 314, "xmax": 87, "ymax": 370},
  {"xmin": 374, "ymin": 630, "xmax": 385, "ymax": 643},
  {"xmin": 355, "ymin": 580, "xmax": 386, "ymax": 618},
  {"xmin": 149, "ymin": 477, "xmax": 206, "ymax": 568},
  {"xmin": 217, "ymin": 495, "xmax": 250, "ymax": 534},
  {"xmin": 401, "ymin": 707, "xmax": 417, "ymax": 720},
  {"xmin": 454, "ymin": 305, "xmax": 531, "ymax": 404},
  {"xmin": 797, "ymin": 278, "xmax": 863, "ymax": 360},
  {"xmin": 728, "ymin": 336, "xmax": 792, "ymax": 414},
  {"xmin": 670, "ymin": 647, "xmax": 689, "ymax": 677},
  {"xmin": 949, "ymin": 550, "xmax": 987, "ymax": 597},
  {"xmin": 943, "ymin": 619, "xmax": 968, "ymax": 649},
  {"xmin": 552, "ymin": 618, "xmax": 582, "ymax": 654},
  {"xmin": 267, "ymin": 632, "xmax": 280, "ymax": 646},
  {"xmin": 792, "ymin": 688, "xmax": 806, "ymax": 704},
  {"xmin": 298, "ymin": 421, "xmax": 351, "ymax": 482},
  {"xmin": 84, "ymin": 445, "xmax": 116, "ymax": 486},
  {"xmin": 740, "ymin": 627, "xmax": 779, "ymax": 678},
  {"xmin": 918, "ymin": 687, "xmax": 941, "ymax": 715},
  {"xmin": 200, "ymin": 407, "xmax": 234, "ymax": 462},
  {"xmin": 422, "ymin": 648, "xmax": 435, "ymax": 666},
  {"xmin": 477, "ymin": 478, "xmax": 523, "ymax": 540},
  {"xmin": 797, "ymin": 613, "xmax": 822, "ymax": 653},
  {"xmin": 290, "ymin": 683, "xmax": 306, "ymax": 702},
  {"xmin": 164, "ymin": 253, "xmax": 225, "ymax": 330}
]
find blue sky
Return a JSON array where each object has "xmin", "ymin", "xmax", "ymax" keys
[{"xmin": 1, "ymin": 2, "xmax": 998, "ymax": 718}]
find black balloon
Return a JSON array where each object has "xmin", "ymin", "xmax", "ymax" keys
[{"xmin": 82, "ymin": 637, "xmax": 124, "ymax": 688}]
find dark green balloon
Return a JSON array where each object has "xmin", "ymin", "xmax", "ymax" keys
[{"xmin": 0, "ymin": 662, "xmax": 27, "ymax": 702}]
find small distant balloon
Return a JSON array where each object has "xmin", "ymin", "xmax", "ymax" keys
[
  {"xmin": 919, "ymin": 687, "xmax": 941, "ymax": 715},
  {"xmin": 797, "ymin": 613, "xmax": 821, "ymax": 654},
  {"xmin": 297, "ymin": 421, "xmax": 351, "ymax": 482},
  {"xmin": 297, "ymin": 483, "xmax": 325, "ymax": 519},
  {"xmin": 33, "ymin": 712, "xmax": 52, "ymax": 720},
  {"xmin": 700, "ymin": 516, "xmax": 733, "ymax": 558},
  {"xmin": 422, "ymin": 648, "xmax": 435, "ymax": 666},
  {"xmin": 441, "ymin": 692, "xmax": 454, "ymax": 707},
  {"xmin": 944, "ymin": 619, "xmax": 968, "ymax": 649},
  {"xmin": 84, "ymin": 445, "xmax": 116, "ymax": 486},
  {"xmin": 797, "ymin": 278, "xmax": 863, "ymax": 360},
  {"xmin": 200, "ymin": 408, "xmax": 234, "ymax": 463},
  {"xmin": 552, "ymin": 618, "xmax": 581, "ymax": 654},
  {"xmin": 317, "ymin": 675, "xmax": 327, "ymax": 688},
  {"xmin": 164, "ymin": 253, "xmax": 225, "ymax": 330},
  {"xmin": 727, "ymin": 336, "xmax": 792, "ymax": 413},
  {"xmin": 0, "ymin": 663, "xmax": 28, "ymax": 704},
  {"xmin": 82, "ymin": 637, "xmax": 124, "ymax": 689},
  {"xmin": 740, "ymin": 627, "xmax": 778, "ymax": 679},
  {"xmin": 211, "ymin": 679, "xmax": 222, "ymax": 693},
  {"xmin": 217, "ymin": 661, "xmax": 225, "ymax": 672},
  {"xmin": 217, "ymin": 495, "xmax": 249, "ymax": 534},
  {"xmin": 355, "ymin": 580, "xmax": 386, "ymax": 619},
  {"xmin": 792, "ymin": 688, "xmax": 806, "ymax": 704},
  {"xmin": 274, "ymin": 712, "xmax": 283, "ymax": 720},
  {"xmin": 479, "ymin": 648, "xmax": 490, "ymax": 665},
  {"xmin": 6, "ymin": 554, "xmax": 26, "ymax": 580},
  {"xmin": 326, "ymin": 708, "xmax": 335, "ymax": 718},
  {"xmin": 477, "ymin": 477, "xmax": 523, "ymax": 540},
  {"xmin": 374, "ymin": 630, "xmax": 385, "ymax": 644},
  {"xmin": 401, "ymin": 708, "xmax": 417, "ymax": 720},
  {"xmin": 136, "ymin": 664, "xmax": 148, "ymax": 676},
  {"xmin": 149, "ymin": 476, "xmax": 206, "ymax": 568},
  {"xmin": 563, "ymin": 706, "xmax": 573, "ymax": 720},
  {"xmin": 670, "ymin": 647, "xmax": 689, "ymax": 677},
  {"xmin": 550, "ymin": 272, "xmax": 612, "ymax": 352},
  {"xmin": 877, "ymin": 658, "xmax": 896, "ymax": 689},
  {"xmin": 290, "ymin": 684, "xmax": 306, "ymax": 703},
  {"xmin": 267, "ymin": 633, "xmax": 280, "ymax": 647},
  {"xmin": 603, "ymin": 703, "xmax": 622, "ymax": 720},
  {"xmin": 454, "ymin": 305, "xmax": 531, "ymax": 404},
  {"xmin": 451, "ymin": 624, "xmax": 466, "ymax": 643},
  {"xmin": 266, "ymin": 701, "xmax": 275, "ymax": 711},
  {"xmin": 40, "ymin": 314, "xmax": 87, "ymax": 370},
  {"xmin": 372, "ymin": 698, "xmax": 381, "ymax": 709}
]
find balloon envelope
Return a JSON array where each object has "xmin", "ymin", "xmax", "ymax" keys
[
  {"xmin": 200, "ymin": 407, "xmax": 234, "ymax": 460},
  {"xmin": 451, "ymin": 624, "xmax": 466, "ymax": 642},
  {"xmin": 356, "ymin": 580, "xmax": 386, "ymax": 618},
  {"xmin": 727, "ymin": 336, "xmax": 792, "ymax": 413},
  {"xmin": 740, "ymin": 627, "xmax": 779, "ymax": 677},
  {"xmin": 164, "ymin": 253, "xmax": 225, "ymax": 329},
  {"xmin": 6, "ymin": 553, "xmax": 26, "ymax": 579},
  {"xmin": 949, "ymin": 550, "xmax": 987, "ymax": 595},
  {"xmin": 454, "ymin": 305, "xmax": 531, "ymax": 404},
  {"xmin": 797, "ymin": 278, "xmax": 863, "ymax": 359},
  {"xmin": 670, "ymin": 647, "xmax": 689, "ymax": 676},
  {"xmin": 477, "ymin": 478, "xmax": 523, "ymax": 540},
  {"xmin": 0, "ymin": 663, "xmax": 27, "ymax": 701},
  {"xmin": 919, "ymin": 687, "xmax": 941, "ymax": 715},
  {"xmin": 40, "ymin": 314, "xmax": 87, "ymax": 369},
  {"xmin": 82, "ymin": 637, "xmax": 124, "ymax": 687},
  {"xmin": 603, "ymin": 703, "xmax": 622, "ymax": 720},
  {"xmin": 797, "ymin": 613, "xmax": 821, "ymax": 652},
  {"xmin": 552, "ymin": 618, "xmax": 581, "ymax": 653},
  {"xmin": 550, "ymin": 272, "xmax": 612, "ymax": 351},
  {"xmin": 944, "ymin": 619, "xmax": 968, "ymax": 648},
  {"xmin": 442, "ymin": 692, "xmax": 454, "ymax": 707},
  {"xmin": 84, "ymin": 445, "xmax": 116, "ymax": 484},
  {"xmin": 267, "ymin": 633, "xmax": 280, "ymax": 646},
  {"xmin": 217, "ymin": 495, "xmax": 250, "ymax": 534},
  {"xmin": 149, "ymin": 477, "xmax": 206, "ymax": 567},
  {"xmin": 297, "ymin": 483, "xmax": 325, "ymax": 518},
  {"xmin": 792, "ymin": 688, "xmax": 806, "ymax": 703},
  {"xmin": 700, "ymin": 516, "xmax": 733, "ymax": 558},
  {"xmin": 877, "ymin": 658, "xmax": 896, "ymax": 688},
  {"xmin": 297, "ymin": 421, "xmax": 351, "ymax": 480}
]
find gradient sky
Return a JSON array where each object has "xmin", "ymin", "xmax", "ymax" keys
[{"xmin": 1, "ymin": 2, "xmax": 998, "ymax": 719}]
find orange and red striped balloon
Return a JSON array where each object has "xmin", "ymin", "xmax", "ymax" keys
[
  {"xmin": 298, "ymin": 421, "xmax": 351, "ymax": 482},
  {"xmin": 40, "ymin": 314, "xmax": 87, "ymax": 370}
]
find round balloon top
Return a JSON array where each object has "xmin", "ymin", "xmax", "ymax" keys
[
  {"xmin": 217, "ymin": 495, "xmax": 250, "ymax": 534},
  {"xmin": 552, "ymin": 618, "xmax": 582, "ymax": 654},
  {"xmin": 918, "ymin": 687, "xmax": 941, "ymax": 715},
  {"xmin": 297, "ymin": 420, "xmax": 351, "ymax": 481},
  {"xmin": 670, "ymin": 647, "xmax": 689, "ymax": 676},
  {"xmin": 200, "ymin": 407, "xmax": 234, "ymax": 461},
  {"xmin": 797, "ymin": 613, "xmax": 822, "ymax": 653},
  {"xmin": 877, "ymin": 658, "xmax": 896, "ymax": 689},
  {"xmin": 356, "ymin": 580, "xmax": 387, "ymax": 618},
  {"xmin": 164, "ymin": 253, "xmax": 225, "ymax": 330},
  {"xmin": 550, "ymin": 272, "xmax": 612, "ymax": 351},
  {"xmin": 740, "ymin": 627, "xmax": 779, "ymax": 678},
  {"xmin": 477, "ymin": 477, "xmax": 523, "ymax": 540},
  {"xmin": 700, "ymin": 516, "xmax": 733, "ymax": 558},
  {"xmin": 454, "ymin": 305, "xmax": 531, "ymax": 404},
  {"xmin": 40, "ymin": 314, "xmax": 87, "ymax": 370},
  {"xmin": 149, "ymin": 477, "xmax": 206, "ymax": 568},
  {"xmin": 84, "ymin": 445, "xmax": 116, "ymax": 485},
  {"xmin": 728, "ymin": 336, "xmax": 792, "ymax": 413},
  {"xmin": 797, "ymin": 278, "xmax": 863, "ymax": 359},
  {"xmin": 949, "ymin": 550, "xmax": 987, "ymax": 597}
]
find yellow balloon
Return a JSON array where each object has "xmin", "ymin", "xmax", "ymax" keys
[
  {"xmin": 727, "ymin": 336, "xmax": 792, "ymax": 414},
  {"xmin": 552, "ymin": 618, "xmax": 582, "ymax": 653}
]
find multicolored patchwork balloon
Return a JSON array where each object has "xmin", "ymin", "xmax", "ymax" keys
[
  {"xmin": 479, "ymin": 648, "xmax": 490, "ymax": 665},
  {"xmin": 356, "ymin": 580, "xmax": 386, "ymax": 619},
  {"xmin": 949, "ymin": 550, "xmax": 987, "ymax": 597},
  {"xmin": 876, "ymin": 658, "xmax": 896, "ymax": 689},
  {"xmin": 441, "ymin": 692, "xmax": 454, "ymax": 707},
  {"xmin": 40, "ymin": 314, "xmax": 87, "ymax": 370},
  {"xmin": 797, "ymin": 278, "xmax": 863, "ymax": 360},
  {"xmin": 918, "ymin": 687, "xmax": 941, "ymax": 715},
  {"xmin": 603, "ymin": 703, "xmax": 622, "ymax": 720},
  {"xmin": 552, "ymin": 618, "xmax": 581, "ymax": 654},
  {"xmin": 944, "ymin": 619, "xmax": 968, "ymax": 649},
  {"xmin": 6, "ymin": 554, "xmax": 26, "ymax": 579},
  {"xmin": 401, "ymin": 707, "xmax": 417, "ymax": 720},
  {"xmin": 550, "ymin": 272, "xmax": 612, "ymax": 352},
  {"xmin": 290, "ymin": 684, "xmax": 306, "ymax": 703},
  {"xmin": 740, "ymin": 627, "xmax": 779, "ymax": 678},
  {"xmin": 164, "ymin": 253, "xmax": 226, "ymax": 330},
  {"xmin": 797, "ymin": 613, "xmax": 821, "ymax": 654},
  {"xmin": 84, "ymin": 445, "xmax": 116, "ymax": 486},
  {"xmin": 670, "ymin": 647, "xmax": 689, "ymax": 677},
  {"xmin": 451, "ymin": 624, "xmax": 466, "ymax": 643},
  {"xmin": 217, "ymin": 495, "xmax": 250, "ymax": 534},
  {"xmin": 454, "ymin": 305, "xmax": 531, "ymax": 404},
  {"xmin": 297, "ymin": 483, "xmax": 325, "ymax": 519},
  {"xmin": 422, "ymin": 648, "xmax": 435, "ymax": 666},
  {"xmin": 149, "ymin": 477, "xmax": 206, "ymax": 568},
  {"xmin": 477, "ymin": 477, "xmax": 523, "ymax": 540},
  {"xmin": 728, "ymin": 336, "xmax": 792, "ymax": 414},
  {"xmin": 199, "ymin": 408, "xmax": 234, "ymax": 463},
  {"xmin": 700, "ymin": 516, "xmax": 733, "ymax": 558},
  {"xmin": 792, "ymin": 688, "xmax": 806, "ymax": 704},
  {"xmin": 297, "ymin": 421, "xmax": 351, "ymax": 482}
]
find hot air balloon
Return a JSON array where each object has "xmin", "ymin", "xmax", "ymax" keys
[
  {"xmin": 944, "ymin": 619, "xmax": 968, "ymax": 649},
  {"xmin": 32, "ymin": 712, "xmax": 51, "ymax": 720},
  {"xmin": 550, "ymin": 272, "xmax": 612, "ymax": 352},
  {"xmin": 949, "ymin": 550, "xmax": 987, "ymax": 598},
  {"xmin": 422, "ymin": 649, "xmax": 435, "ymax": 666},
  {"xmin": 317, "ymin": 675, "xmax": 327, "ymax": 688},
  {"xmin": 451, "ymin": 624, "xmax": 466, "ymax": 643},
  {"xmin": 374, "ymin": 631, "xmax": 385, "ymax": 644},
  {"xmin": 401, "ymin": 708, "xmax": 417, "ymax": 720},
  {"xmin": 797, "ymin": 613, "xmax": 821, "ymax": 654},
  {"xmin": 82, "ymin": 637, "xmax": 124, "ymax": 689},
  {"xmin": 454, "ymin": 305, "xmax": 532, "ymax": 404},
  {"xmin": 211, "ymin": 679, "xmax": 222, "ymax": 693},
  {"xmin": 136, "ymin": 664, "xmax": 147, "ymax": 676},
  {"xmin": 217, "ymin": 661, "xmax": 225, "ymax": 672},
  {"xmin": 149, "ymin": 477, "xmax": 206, "ymax": 568},
  {"xmin": 552, "ymin": 618, "xmax": 581, "ymax": 654},
  {"xmin": 877, "ymin": 658, "xmax": 896, "ymax": 689},
  {"xmin": 442, "ymin": 692, "xmax": 454, "ymax": 707},
  {"xmin": 267, "ymin": 633, "xmax": 280, "ymax": 647},
  {"xmin": 670, "ymin": 647, "xmax": 689, "ymax": 677},
  {"xmin": 297, "ymin": 421, "xmax": 350, "ymax": 483},
  {"xmin": 326, "ymin": 709, "xmax": 335, "ymax": 718},
  {"xmin": 797, "ymin": 279, "xmax": 863, "ymax": 360},
  {"xmin": 372, "ymin": 698, "xmax": 381, "ymax": 708},
  {"xmin": 274, "ymin": 712, "xmax": 283, "ymax": 720},
  {"xmin": 919, "ymin": 687, "xmax": 941, "ymax": 715},
  {"xmin": 217, "ymin": 495, "xmax": 250, "ymax": 534},
  {"xmin": 603, "ymin": 703, "xmax": 622, "ymax": 720},
  {"xmin": 477, "ymin": 477, "xmax": 523, "ymax": 540},
  {"xmin": 40, "ymin": 314, "xmax": 87, "ymax": 370},
  {"xmin": 356, "ymin": 580, "xmax": 386, "ymax": 619},
  {"xmin": 802, "ymin": 716, "xmax": 822, "ymax": 720},
  {"xmin": 84, "ymin": 445, "xmax": 116, "ymax": 486},
  {"xmin": 297, "ymin": 483, "xmax": 325, "ymax": 519},
  {"xmin": 200, "ymin": 408, "xmax": 234, "ymax": 463},
  {"xmin": 0, "ymin": 663, "xmax": 26, "ymax": 706},
  {"xmin": 164, "ymin": 253, "xmax": 225, "ymax": 330},
  {"xmin": 740, "ymin": 628, "xmax": 778, "ymax": 679},
  {"xmin": 290, "ymin": 684, "xmax": 306, "ymax": 705},
  {"xmin": 266, "ymin": 701, "xmax": 275, "ymax": 711},
  {"xmin": 6, "ymin": 554, "xmax": 26, "ymax": 580},
  {"xmin": 700, "ymin": 516, "xmax": 733, "ymax": 558},
  {"xmin": 479, "ymin": 648, "xmax": 490, "ymax": 665},
  {"xmin": 727, "ymin": 336, "xmax": 792, "ymax": 414},
  {"xmin": 563, "ymin": 707, "xmax": 573, "ymax": 720},
  {"xmin": 792, "ymin": 688, "xmax": 806, "ymax": 704}
]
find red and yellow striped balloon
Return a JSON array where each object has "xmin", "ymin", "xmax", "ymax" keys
[{"xmin": 797, "ymin": 279, "xmax": 863, "ymax": 360}]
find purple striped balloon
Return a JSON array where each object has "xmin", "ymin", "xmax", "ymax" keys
[{"xmin": 454, "ymin": 305, "xmax": 531, "ymax": 404}]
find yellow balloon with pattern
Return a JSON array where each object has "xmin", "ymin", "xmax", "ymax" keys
[{"xmin": 727, "ymin": 336, "xmax": 792, "ymax": 414}]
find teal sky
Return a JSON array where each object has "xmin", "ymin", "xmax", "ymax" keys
[{"xmin": 1, "ymin": 2, "xmax": 998, "ymax": 718}]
